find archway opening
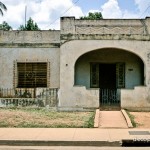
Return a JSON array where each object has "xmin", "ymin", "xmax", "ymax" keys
[
  {"xmin": 74, "ymin": 48, "xmax": 144, "ymax": 108},
  {"xmin": 75, "ymin": 48, "xmax": 144, "ymax": 89}
]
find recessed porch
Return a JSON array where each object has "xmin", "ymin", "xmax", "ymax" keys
[{"xmin": 75, "ymin": 48, "xmax": 144, "ymax": 109}]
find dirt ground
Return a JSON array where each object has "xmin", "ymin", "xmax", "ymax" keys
[
  {"xmin": 129, "ymin": 112, "xmax": 150, "ymax": 128},
  {"xmin": 0, "ymin": 108, "xmax": 94, "ymax": 128}
]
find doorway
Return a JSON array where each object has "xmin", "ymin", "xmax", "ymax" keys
[
  {"xmin": 99, "ymin": 64, "xmax": 116, "ymax": 89},
  {"xmin": 99, "ymin": 64, "xmax": 120, "ymax": 109}
]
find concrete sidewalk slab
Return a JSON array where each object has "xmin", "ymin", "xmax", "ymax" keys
[{"xmin": 0, "ymin": 128, "xmax": 149, "ymax": 146}]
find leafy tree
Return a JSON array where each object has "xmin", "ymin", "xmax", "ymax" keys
[
  {"xmin": 18, "ymin": 25, "xmax": 25, "ymax": 30},
  {"xmin": 0, "ymin": 1, "xmax": 7, "ymax": 16},
  {"xmin": 80, "ymin": 12, "xmax": 103, "ymax": 20},
  {"xmin": 18, "ymin": 17, "xmax": 40, "ymax": 31},
  {"xmin": 0, "ymin": 21, "xmax": 12, "ymax": 30}
]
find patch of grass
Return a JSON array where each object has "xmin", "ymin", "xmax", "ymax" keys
[
  {"xmin": 0, "ymin": 108, "xmax": 95, "ymax": 128},
  {"xmin": 125, "ymin": 110, "xmax": 137, "ymax": 127},
  {"xmin": 0, "ymin": 121, "xmax": 9, "ymax": 127},
  {"xmin": 84, "ymin": 112, "xmax": 95, "ymax": 128}
]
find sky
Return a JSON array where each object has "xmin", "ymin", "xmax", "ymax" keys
[{"xmin": 0, "ymin": 0, "xmax": 150, "ymax": 30}]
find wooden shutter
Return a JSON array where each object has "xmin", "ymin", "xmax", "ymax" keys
[
  {"xmin": 47, "ymin": 62, "xmax": 50, "ymax": 87},
  {"xmin": 90, "ymin": 63, "xmax": 99, "ymax": 88},
  {"xmin": 13, "ymin": 60, "xmax": 18, "ymax": 88},
  {"xmin": 116, "ymin": 63, "xmax": 125, "ymax": 88}
]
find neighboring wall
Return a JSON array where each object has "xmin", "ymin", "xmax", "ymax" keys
[
  {"xmin": 0, "ymin": 30, "xmax": 60, "ymax": 44},
  {"xmin": 0, "ymin": 30, "xmax": 60, "ymax": 88}
]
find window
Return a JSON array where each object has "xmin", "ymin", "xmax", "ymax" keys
[
  {"xmin": 90, "ymin": 62, "xmax": 125, "ymax": 88},
  {"xmin": 90, "ymin": 63, "xmax": 99, "ymax": 88},
  {"xmin": 17, "ymin": 62, "xmax": 48, "ymax": 88},
  {"xmin": 116, "ymin": 63, "xmax": 125, "ymax": 88}
]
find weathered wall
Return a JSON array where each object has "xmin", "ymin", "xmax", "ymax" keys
[
  {"xmin": 59, "ymin": 17, "xmax": 150, "ymax": 110},
  {"xmin": 0, "ymin": 48, "xmax": 60, "ymax": 88},
  {"xmin": 121, "ymin": 86, "xmax": 150, "ymax": 111},
  {"xmin": 0, "ymin": 30, "xmax": 60, "ymax": 44},
  {"xmin": 0, "ymin": 18, "xmax": 150, "ymax": 110},
  {"xmin": 0, "ymin": 30, "xmax": 60, "ymax": 89},
  {"xmin": 58, "ymin": 86, "xmax": 99, "ymax": 111},
  {"xmin": 61, "ymin": 17, "xmax": 150, "ymax": 35},
  {"xmin": 75, "ymin": 49, "xmax": 144, "ymax": 89},
  {"xmin": 59, "ymin": 40, "xmax": 150, "ymax": 110}
]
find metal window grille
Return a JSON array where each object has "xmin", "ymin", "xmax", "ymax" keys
[{"xmin": 17, "ymin": 62, "xmax": 47, "ymax": 88}]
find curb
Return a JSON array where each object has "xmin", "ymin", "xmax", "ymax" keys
[
  {"xmin": 0, "ymin": 140, "xmax": 121, "ymax": 147},
  {"xmin": 94, "ymin": 109, "xmax": 100, "ymax": 128},
  {"xmin": 121, "ymin": 109, "xmax": 133, "ymax": 128}
]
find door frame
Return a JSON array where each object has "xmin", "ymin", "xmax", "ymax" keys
[
  {"xmin": 90, "ymin": 62, "xmax": 125, "ymax": 88},
  {"xmin": 90, "ymin": 62, "xmax": 125, "ymax": 108}
]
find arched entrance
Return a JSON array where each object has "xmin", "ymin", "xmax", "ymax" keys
[{"xmin": 75, "ymin": 48, "xmax": 144, "ymax": 109}]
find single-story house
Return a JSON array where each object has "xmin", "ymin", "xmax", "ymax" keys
[{"xmin": 0, "ymin": 17, "xmax": 150, "ymax": 111}]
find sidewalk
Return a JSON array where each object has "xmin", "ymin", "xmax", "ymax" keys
[
  {"xmin": 94, "ymin": 109, "xmax": 133, "ymax": 128},
  {"xmin": 0, "ymin": 128, "xmax": 149, "ymax": 146},
  {"xmin": 99, "ymin": 111, "xmax": 128, "ymax": 128}
]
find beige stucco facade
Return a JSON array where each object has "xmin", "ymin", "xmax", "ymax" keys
[
  {"xmin": 59, "ymin": 17, "xmax": 150, "ymax": 111},
  {"xmin": 0, "ymin": 17, "xmax": 150, "ymax": 111},
  {"xmin": 59, "ymin": 40, "xmax": 150, "ymax": 111}
]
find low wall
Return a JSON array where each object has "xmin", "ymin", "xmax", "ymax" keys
[
  {"xmin": 0, "ymin": 98, "xmax": 42, "ymax": 107},
  {"xmin": 0, "ymin": 88, "xmax": 59, "ymax": 108},
  {"xmin": 58, "ymin": 86, "xmax": 99, "ymax": 111},
  {"xmin": 59, "ymin": 85, "xmax": 150, "ymax": 111},
  {"xmin": 121, "ymin": 86, "xmax": 150, "ymax": 111}
]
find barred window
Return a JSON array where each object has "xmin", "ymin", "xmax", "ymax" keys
[{"xmin": 17, "ymin": 62, "xmax": 47, "ymax": 88}]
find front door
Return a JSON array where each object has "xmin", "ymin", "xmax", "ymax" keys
[
  {"xmin": 99, "ymin": 64, "xmax": 120, "ymax": 109},
  {"xmin": 90, "ymin": 63, "xmax": 125, "ymax": 109},
  {"xmin": 99, "ymin": 64, "xmax": 116, "ymax": 89}
]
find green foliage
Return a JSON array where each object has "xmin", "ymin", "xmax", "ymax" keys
[
  {"xmin": 18, "ymin": 25, "xmax": 25, "ymax": 30},
  {"xmin": 84, "ymin": 112, "xmax": 95, "ymax": 128},
  {"xmin": 125, "ymin": 110, "xmax": 137, "ymax": 127},
  {"xmin": 0, "ymin": 21, "xmax": 12, "ymax": 30},
  {"xmin": 0, "ymin": 1, "xmax": 7, "ymax": 16},
  {"xmin": 80, "ymin": 12, "xmax": 103, "ymax": 20},
  {"xmin": 18, "ymin": 17, "xmax": 40, "ymax": 31}
]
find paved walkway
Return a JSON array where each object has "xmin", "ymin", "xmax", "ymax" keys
[
  {"xmin": 0, "ymin": 128, "xmax": 149, "ymax": 146},
  {"xmin": 99, "ymin": 111, "xmax": 128, "ymax": 128}
]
